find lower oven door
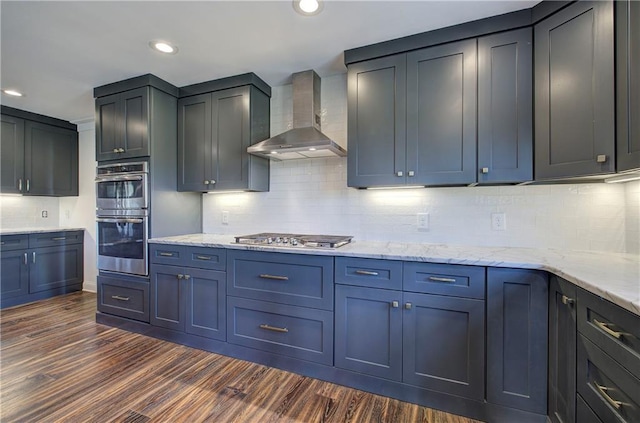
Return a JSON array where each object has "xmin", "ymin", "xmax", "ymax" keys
[{"xmin": 96, "ymin": 216, "xmax": 148, "ymax": 276}]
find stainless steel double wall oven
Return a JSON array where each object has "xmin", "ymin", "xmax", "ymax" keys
[{"xmin": 96, "ymin": 162, "xmax": 149, "ymax": 276}]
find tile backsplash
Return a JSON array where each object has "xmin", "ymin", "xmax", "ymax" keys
[
  {"xmin": 0, "ymin": 196, "xmax": 60, "ymax": 228},
  {"xmin": 203, "ymin": 73, "xmax": 635, "ymax": 254}
]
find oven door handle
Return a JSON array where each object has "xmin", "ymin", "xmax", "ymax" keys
[
  {"xmin": 95, "ymin": 175, "xmax": 144, "ymax": 183},
  {"xmin": 96, "ymin": 217, "xmax": 145, "ymax": 224}
]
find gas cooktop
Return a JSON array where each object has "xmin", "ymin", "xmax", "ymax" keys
[{"xmin": 235, "ymin": 233, "xmax": 353, "ymax": 249}]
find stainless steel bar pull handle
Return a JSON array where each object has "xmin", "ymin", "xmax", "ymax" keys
[
  {"xmin": 594, "ymin": 383, "xmax": 622, "ymax": 409},
  {"xmin": 26, "ymin": 179, "xmax": 30, "ymax": 192},
  {"xmin": 593, "ymin": 319, "xmax": 623, "ymax": 339},
  {"xmin": 24, "ymin": 253, "xmax": 28, "ymax": 265},
  {"xmin": 18, "ymin": 178, "xmax": 22, "ymax": 192},
  {"xmin": 355, "ymin": 270, "xmax": 379, "ymax": 276},
  {"xmin": 428, "ymin": 276, "xmax": 456, "ymax": 283},
  {"xmin": 111, "ymin": 295, "xmax": 130, "ymax": 301},
  {"xmin": 159, "ymin": 252, "xmax": 174, "ymax": 257},
  {"xmin": 259, "ymin": 324, "xmax": 289, "ymax": 333},
  {"xmin": 561, "ymin": 295, "xmax": 574, "ymax": 306},
  {"xmin": 32, "ymin": 252, "xmax": 36, "ymax": 263},
  {"xmin": 52, "ymin": 237, "xmax": 66, "ymax": 241},
  {"xmin": 259, "ymin": 274, "xmax": 289, "ymax": 281},
  {"xmin": 113, "ymin": 148, "xmax": 119, "ymax": 153},
  {"xmin": 196, "ymin": 255, "xmax": 211, "ymax": 260}
]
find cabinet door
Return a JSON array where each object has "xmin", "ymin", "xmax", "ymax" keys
[
  {"xmin": 549, "ymin": 276, "xmax": 577, "ymax": 423},
  {"xmin": 24, "ymin": 121, "xmax": 78, "ymax": 196},
  {"xmin": 0, "ymin": 250, "xmax": 29, "ymax": 300},
  {"xmin": 119, "ymin": 87, "xmax": 150, "ymax": 159},
  {"xmin": 487, "ymin": 268, "xmax": 548, "ymax": 414},
  {"xmin": 616, "ymin": 0, "xmax": 640, "ymax": 172},
  {"xmin": 407, "ymin": 39, "xmax": 477, "ymax": 186},
  {"xmin": 212, "ymin": 87, "xmax": 250, "ymax": 191},
  {"xmin": 150, "ymin": 264, "xmax": 185, "ymax": 331},
  {"xmin": 347, "ymin": 54, "xmax": 407, "ymax": 188},
  {"xmin": 402, "ymin": 292, "xmax": 485, "ymax": 400},
  {"xmin": 1, "ymin": 114, "xmax": 25, "ymax": 194},
  {"xmin": 29, "ymin": 244, "xmax": 83, "ymax": 293},
  {"xmin": 178, "ymin": 93, "xmax": 212, "ymax": 192},
  {"xmin": 478, "ymin": 28, "xmax": 533, "ymax": 184},
  {"xmin": 335, "ymin": 285, "xmax": 402, "ymax": 381},
  {"xmin": 95, "ymin": 93, "xmax": 121, "ymax": 161},
  {"xmin": 535, "ymin": 1, "xmax": 615, "ymax": 179},
  {"xmin": 185, "ymin": 267, "xmax": 226, "ymax": 341}
]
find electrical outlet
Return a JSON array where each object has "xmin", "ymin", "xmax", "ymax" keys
[
  {"xmin": 41, "ymin": 210, "xmax": 48, "ymax": 218},
  {"xmin": 416, "ymin": 213, "xmax": 429, "ymax": 230},
  {"xmin": 222, "ymin": 210, "xmax": 229, "ymax": 225},
  {"xmin": 491, "ymin": 213, "xmax": 506, "ymax": 231},
  {"xmin": 65, "ymin": 210, "xmax": 71, "ymax": 219}
]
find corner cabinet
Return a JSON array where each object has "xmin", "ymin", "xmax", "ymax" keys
[
  {"xmin": 1, "ymin": 108, "xmax": 78, "ymax": 196},
  {"xmin": 616, "ymin": 0, "xmax": 640, "ymax": 172},
  {"xmin": 178, "ymin": 76, "xmax": 270, "ymax": 192},
  {"xmin": 534, "ymin": 0, "xmax": 615, "ymax": 180}
]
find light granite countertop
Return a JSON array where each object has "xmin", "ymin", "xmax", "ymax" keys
[
  {"xmin": 151, "ymin": 233, "xmax": 640, "ymax": 317},
  {"xmin": 0, "ymin": 227, "xmax": 85, "ymax": 236}
]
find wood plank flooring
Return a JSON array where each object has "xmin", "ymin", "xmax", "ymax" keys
[{"xmin": 0, "ymin": 292, "xmax": 483, "ymax": 423}]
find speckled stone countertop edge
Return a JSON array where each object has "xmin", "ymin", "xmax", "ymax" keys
[{"xmin": 0, "ymin": 227, "xmax": 85, "ymax": 235}]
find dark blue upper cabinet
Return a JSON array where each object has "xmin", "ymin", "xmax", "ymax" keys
[
  {"xmin": 407, "ymin": 39, "xmax": 477, "ymax": 186},
  {"xmin": 534, "ymin": 0, "xmax": 615, "ymax": 180},
  {"xmin": 478, "ymin": 28, "xmax": 533, "ymax": 184},
  {"xmin": 0, "ymin": 114, "xmax": 25, "ymax": 194},
  {"xmin": 616, "ymin": 0, "xmax": 640, "ymax": 172},
  {"xmin": 347, "ymin": 54, "xmax": 407, "ymax": 188}
]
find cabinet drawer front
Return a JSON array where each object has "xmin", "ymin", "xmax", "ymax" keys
[
  {"xmin": 227, "ymin": 297, "xmax": 333, "ymax": 365},
  {"xmin": 98, "ymin": 275, "xmax": 149, "ymax": 322},
  {"xmin": 227, "ymin": 251, "xmax": 333, "ymax": 310},
  {"xmin": 150, "ymin": 244, "xmax": 226, "ymax": 271},
  {"xmin": 577, "ymin": 334, "xmax": 640, "ymax": 423},
  {"xmin": 578, "ymin": 288, "xmax": 640, "ymax": 378},
  {"xmin": 577, "ymin": 394, "xmax": 604, "ymax": 423},
  {"xmin": 29, "ymin": 231, "xmax": 83, "ymax": 248},
  {"xmin": 335, "ymin": 257, "xmax": 402, "ymax": 290},
  {"xmin": 403, "ymin": 262, "xmax": 485, "ymax": 298},
  {"xmin": 0, "ymin": 235, "xmax": 28, "ymax": 251}
]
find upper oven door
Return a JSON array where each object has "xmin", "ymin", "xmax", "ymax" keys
[{"xmin": 95, "ymin": 173, "xmax": 148, "ymax": 211}]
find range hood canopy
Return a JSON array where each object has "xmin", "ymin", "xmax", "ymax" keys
[{"xmin": 247, "ymin": 70, "xmax": 347, "ymax": 161}]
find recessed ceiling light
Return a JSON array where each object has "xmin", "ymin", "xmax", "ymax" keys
[
  {"xmin": 2, "ymin": 89, "xmax": 24, "ymax": 97},
  {"xmin": 293, "ymin": 0, "xmax": 323, "ymax": 16},
  {"xmin": 149, "ymin": 40, "xmax": 178, "ymax": 54}
]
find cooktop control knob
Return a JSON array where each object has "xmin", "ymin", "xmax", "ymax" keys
[
  {"xmin": 291, "ymin": 238, "xmax": 298, "ymax": 246},
  {"xmin": 267, "ymin": 237, "xmax": 274, "ymax": 244},
  {"xmin": 275, "ymin": 237, "xmax": 282, "ymax": 244}
]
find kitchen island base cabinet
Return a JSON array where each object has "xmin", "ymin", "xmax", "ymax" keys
[
  {"xmin": 150, "ymin": 264, "xmax": 226, "ymax": 341},
  {"xmin": 487, "ymin": 268, "xmax": 548, "ymax": 415}
]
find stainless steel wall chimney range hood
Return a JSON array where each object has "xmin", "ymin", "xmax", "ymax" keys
[{"xmin": 247, "ymin": 70, "xmax": 347, "ymax": 160}]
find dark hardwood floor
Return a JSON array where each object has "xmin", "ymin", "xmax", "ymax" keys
[{"xmin": 0, "ymin": 292, "xmax": 483, "ymax": 422}]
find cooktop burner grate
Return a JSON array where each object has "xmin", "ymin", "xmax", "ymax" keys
[{"xmin": 235, "ymin": 233, "xmax": 353, "ymax": 249}]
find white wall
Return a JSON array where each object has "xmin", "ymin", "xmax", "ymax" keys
[
  {"xmin": 626, "ymin": 180, "xmax": 640, "ymax": 254},
  {"xmin": 203, "ymin": 73, "xmax": 636, "ymax": 254},
  {"xmin": 59, "ymin": 122, "xmax": 97, "ymax": 292}
]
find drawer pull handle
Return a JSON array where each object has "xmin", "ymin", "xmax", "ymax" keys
[
  {"xmin": 355, "ymin": 270, "xmax": 379, "ymax": 276},
  {"xmin": 594, "ymin": 383, "xmax": 623, "ymax": 410},
  {"xmin": 111, "ymin": 295, "xmax": 130, "ymax": 301},
  {"xmin": 259, "ymin": 324, "xmax": 289, "ymax": 333},
  {"xmin": 195, "ymin": 255, "xmax": 211, "ymax": 260},
  {"xmin": 259, "ymin": 274, "xmax": 289, "ymax": 281},
  {"xmin": 561, "ymin": 295, "xmax": 575, "ymax": 306},
  {"xmin": 593, "ymin": 319, "xmax": 623, "ymax": 339},
  {"xmin": 428, "ymin": 276, "xmax": 456, "ymax": 283},
  {"xmin": 159, "ymin": 252, "xmax": 174, "ymax": 257},
  {"xmin": 52, "ymin": 237, "xmax": 66, "ymax": 241}
]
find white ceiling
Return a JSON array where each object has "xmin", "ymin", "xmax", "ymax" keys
[{"xmin": 1, "ymin": 0, "xmax": 539, "ymax": 123}]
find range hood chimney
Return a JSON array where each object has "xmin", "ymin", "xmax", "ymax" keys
[{"xmin": 247, "ymin": 70, "xmax": 347, "ymax": 160}]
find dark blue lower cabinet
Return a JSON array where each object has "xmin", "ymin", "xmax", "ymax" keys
[
  {"xmin": 29, "ymin": 244, "xmax": 83, "ymax": 293},
  {"xmin": 487, "ymin": 268, "xmax": 549, "ymax": 414},
  {"xmin": 150, "ymin": 264, "xmax": 226, "ymax": 340},
  {"xmin": 402, "ymin": 292, "xmax": 485, "ymax": 400},
  {"xmin": 1, "ymin": 249, "xmax": 29, "ymax": 300},
  {"xmin": 334, "ymin": 285, "xmax": 403, "ymax": 381}
]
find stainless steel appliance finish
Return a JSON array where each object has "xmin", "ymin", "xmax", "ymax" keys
[
  {"xmin": 96, "ymin": 212, "xmax": 148, "ymax": 276},
  {"xmin": 235, "ymin": 233, "xmax": 353, "ymax": 249},
  {"xmin": 95, "ymin": 162, "xmax": 149, "ymax": 211},
  {"xmin": 247, "ymin": 70, "xmax": 347, "ymax": 160}
]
